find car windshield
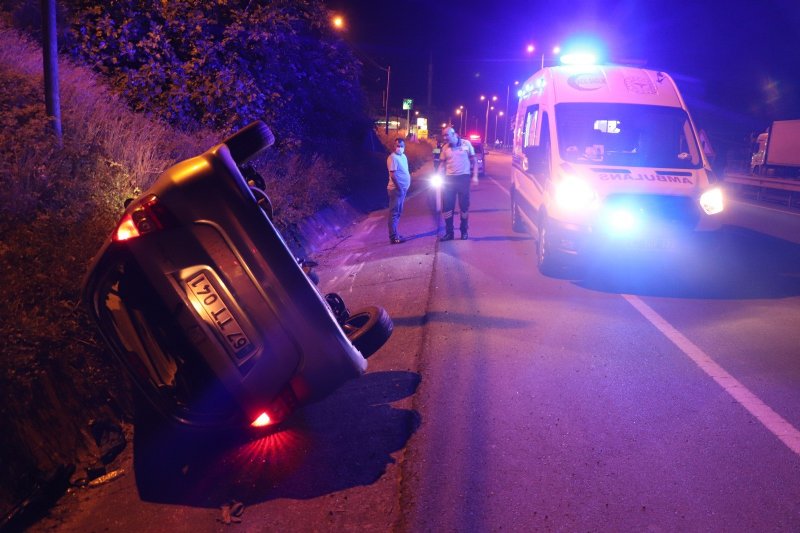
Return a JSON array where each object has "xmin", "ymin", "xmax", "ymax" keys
[{"xmin": 555, "ymin": 103, "xmax": 702, "ymax": 169}]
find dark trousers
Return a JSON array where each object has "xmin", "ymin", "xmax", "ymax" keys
[{"xmin": 441, "ymin": 173, "xmax": 470, "ymax": 233}]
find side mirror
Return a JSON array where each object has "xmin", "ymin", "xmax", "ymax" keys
[{"xmin": 523, "ymin": 144, "xmax": 549, "ymax": 174}]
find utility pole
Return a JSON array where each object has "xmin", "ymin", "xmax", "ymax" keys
[
  {"xmin": 41, "ymin": 0, "xmax": 62, "ymax": 145},
  {"xmin": 427, "ymin": 51, "xmax": 433, "ymax": 109},
  {"xmin": 384, "ymin": 65, "xmax": 391, "ymax": 135}
]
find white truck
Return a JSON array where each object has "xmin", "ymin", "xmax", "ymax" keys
[
  {"xmin": 510, "ymin": 64, "xmax": 724, "ymax": 276},
  {"xmin": 750, "ymin": 119, "xmax": 800, "ymax": 177}
]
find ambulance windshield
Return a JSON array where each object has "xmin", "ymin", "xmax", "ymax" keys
[{"xmin": 556, "ymin": 103, "xmax": 702, "ymax": 169}]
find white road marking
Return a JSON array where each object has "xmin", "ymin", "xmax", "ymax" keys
[
  {"xmin": 346, "ymin": 261, "xmax": 365, "ymax": 294},
  {"xmin": 623, "ymin": 294, "xmax": 800, "ymax": 456},
  {"xmin": 492, "ymin": 164, "xmax": 800, "ymax": 453},
  {"xmin": 488, "ymin": 176, "xmax": 510, "ymax": 197}
]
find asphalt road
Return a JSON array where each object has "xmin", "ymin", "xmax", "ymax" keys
[
  {"xmin": 400, "ymin": 153, "xmax": 800, "ymax": 531},
  {"xmin": 39, "ymin": 151, "xmax": 800, "ymax": 532}
]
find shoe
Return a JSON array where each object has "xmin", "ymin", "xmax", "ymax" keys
[
  {"xmin": 390, "ymin": 236, "xmax": 405, "ymax": 244},
  {"xmin": 461, "ymin": 232, "xmax": 468, "ymax": 240},
  {"xmin": 440, "ymin": 233, "xmax": 454, "ymax": 241}
]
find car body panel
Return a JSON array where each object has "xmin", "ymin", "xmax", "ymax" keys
[{"xmin": 83, "ymin": 136, "xmax": 366, "ymax": 429}]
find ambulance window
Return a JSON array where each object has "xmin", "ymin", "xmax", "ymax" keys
[
  {"xmin": 523, "ymin": 105, "xmax": 538, "ymax": 148},
  {"xmin": 526, "ymin": 112, "xmax": 551, "ymax": 180},
  {"xmin": 556, "ymin": 103, "xmax": 702, "ymax": 168},
  {"xmin": 681, "ymin": 119, "xmax": 701, "ymax": 164}
]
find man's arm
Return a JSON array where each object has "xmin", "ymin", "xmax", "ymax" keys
[
  {"xmin": 387, "ymin": 155, "xmax": 399, "ymax": 188},
  {"xmin": 389, "ymin": 169, "xmax": 400, "ymax": 188}
]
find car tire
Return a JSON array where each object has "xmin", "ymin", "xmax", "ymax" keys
[
  {"xmin": 511, "ymin": 193, "xmax": 526, "ymax": 233},
  {"xmin": 537, "ymin": 215, "xmax": 564, "ymax": 276},
  {"xmin": 223, "ymin": 121, "xmax": 275, "ymax": 165},
  {"xmin": 342, "ymin": 306, "xmax": 393, "ymax": 358}
]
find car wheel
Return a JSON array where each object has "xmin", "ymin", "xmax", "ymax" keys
[
  {"xmin": 511, "ymin": 194, "xmax": 526, "ymax": 233},
  {"xmin": 342, "ymin": 306, "xmax": 393, "ymax": 358},
  {"xmin": 537, "ymin": 215, "xmax": 563, "ymax": 276},
  {"xmin": 223, "ymin": 121, "xmax": 275, "ymax": 165}
]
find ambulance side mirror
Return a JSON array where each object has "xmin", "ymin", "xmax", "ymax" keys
[{"xmin": 523, "ymin": 144, "xmax": 549, "ymax": 174}]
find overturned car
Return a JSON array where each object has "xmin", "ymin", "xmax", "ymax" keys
[{"xmin": 83, "ymin": 121, "xmax": 392, "ymax": 431}]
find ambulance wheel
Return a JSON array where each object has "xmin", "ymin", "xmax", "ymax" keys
[
  {"xmin": 537, "ymin": 215, "xmax": 563, "ymax": 276},
  {"xmin": 511, "ymin": 194, "xmax": 526, "ymax": 233},
  {"xmin": 342, "ymin": 306, "xmax": 393, "ymax": 358}
]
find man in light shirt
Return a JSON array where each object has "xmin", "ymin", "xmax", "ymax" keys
[
  {"xmin": 387, "ymin": 138, "xmax": 411, "ymax": 244},
  {"xmin": 439, "ymin": 127, "xmax": 477, "ymax": 240}
]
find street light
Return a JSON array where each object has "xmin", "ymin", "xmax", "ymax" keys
[
  {"xmin": 331, "ymin": 14, "xmax": 392, "ymax": 135},
  {"xmin": 480, "ymin": 95, "xmax": 497, "ymax": 145},
  {"xmin": 494, "ymin": 111, "xmax": 504, "ymax": 145},
  {"xmin": 504, "ymin": 81, "xmax": 519, "ymax": 147},
  {"xmin": 526, "ymin": 44, "xmax": 561, "ymax": 70},
  {"xmin": 455, "ymin": 108, "xmax": 463, "ymax": 136}
]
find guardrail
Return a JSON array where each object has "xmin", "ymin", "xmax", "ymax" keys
[{"xmin": 722, "ymin": 173, "xmax": 800, "ymax": 209}]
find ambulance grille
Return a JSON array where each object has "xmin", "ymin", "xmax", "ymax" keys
[{"xmin": 604, "ymin": 194, "xmax": 700, "ymax": 228}]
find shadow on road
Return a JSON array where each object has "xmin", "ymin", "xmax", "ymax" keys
[
  {"xmin": 391, "ymin": 311, "xmax": 530, "ymax": 329},
  {"xmin": 132, "ymin": 370, "xmax": 420, "ymax": 507},
  {"xmin": 468, "ymin": 235, "xmax": 532, "ymax": 242},
  {"xmin": 575, "ymin": 225, "xmax": 800, "ymax": 299}
]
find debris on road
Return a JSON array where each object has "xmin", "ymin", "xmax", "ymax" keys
[
  {"xmin": 219, "ymin": 500, "xmax": 245, "ymax": 525},
  {"xmin": 87, "ymin": 469, "xmax": 125, "ymax": 488}
]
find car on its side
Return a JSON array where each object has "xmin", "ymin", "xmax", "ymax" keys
[{"xmin": 83, "ymin": 121, "xmax": 392, "ymax": 432}]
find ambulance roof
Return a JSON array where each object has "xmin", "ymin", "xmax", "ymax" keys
[{"xmin": 523, "ymin": 65, "xmax": 684, "ymax": 108}]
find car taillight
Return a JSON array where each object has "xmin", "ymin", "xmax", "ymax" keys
[
  {"xmin": 113, "ymin": 195, "xmax": 175, "ymax": 242},
  {"xmin": 251, "ymin": 412, "xmax": 272, "ymax": 427},
  {"xmin": 249, "ymin": 383, "xmax": 299, "ymax": 428}
]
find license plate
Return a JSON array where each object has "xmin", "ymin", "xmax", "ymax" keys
[
  {"xmin": 185, "ymin": 271, "xmax": 254, "ymax": 361},
  {"xmin": 620, "ymin": 237, "xmax": 675, "ymax": 251}
]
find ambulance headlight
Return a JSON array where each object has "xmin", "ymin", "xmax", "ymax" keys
[
  {"xmin": 554, "ymin": 176, "xmax": 597, "ymax": 211},
  {"xmin": 699, "ymin": 187, "xmax": 724, "ymax": 215}
]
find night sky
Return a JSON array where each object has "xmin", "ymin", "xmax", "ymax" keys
[{"xmin": 325, "ymin": 0, "xmax": 800, "ymax": 144}]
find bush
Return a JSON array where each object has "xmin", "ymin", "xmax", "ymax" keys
[{"xmin": 58, "ymin": 0, "xmax": 368, "ymax": 162}]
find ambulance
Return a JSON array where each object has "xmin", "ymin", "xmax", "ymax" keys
[{"xmin": 510, "ymin": 59, "xmax": 724, "ymax": 275}]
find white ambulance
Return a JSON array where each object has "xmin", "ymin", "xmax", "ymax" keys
[{"xmin": 510, "ymin": 63, "xmax": 724, "ymax": 275}]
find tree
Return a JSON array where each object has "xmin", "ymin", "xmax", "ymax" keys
[{"xmin": 63, "ymin": 0, "xmax": 367, "ymax": 157}]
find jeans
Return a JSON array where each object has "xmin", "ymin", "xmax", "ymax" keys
[{"xmin": 388, "ymin": 186, "xmax": 408, "ymax": 238}]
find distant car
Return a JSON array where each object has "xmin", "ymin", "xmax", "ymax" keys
[
  {"xmin": 473, "ymin": 141, "xmax": 486, "ymax": 177},
  {"xmin": 466, "ymin": 135, "xmax": 486, "ymax": 177},
  {"xmin": 83, "ymin": 121, "xmax": 392, "ymax": 431}
]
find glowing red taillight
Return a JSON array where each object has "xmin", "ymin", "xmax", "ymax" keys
[
  {"xmin": 250, "ymin": 412, "xmax": 272, "ymax": 427},
  {"xmin": 249, "ymin": 383, "xmax": 299, "ymax": 428},
  {"xmin": 115, "ymin": 214, "xmax": 140, "ymax": 241},
  {"xmin": 113, "ymin": 195, "xmax": 174, "ymax": 242}
]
